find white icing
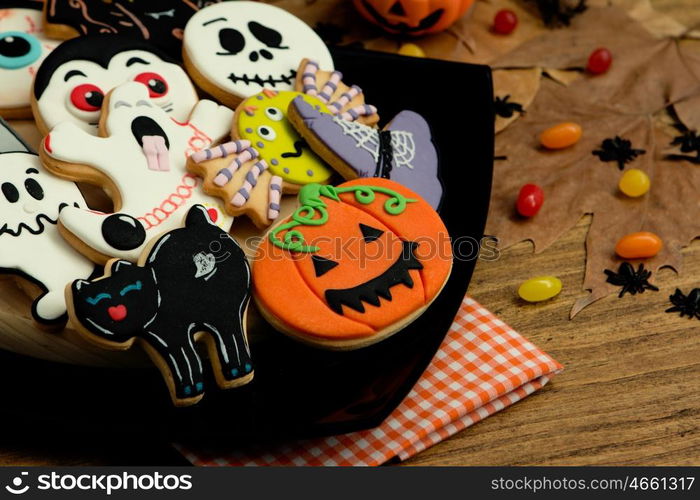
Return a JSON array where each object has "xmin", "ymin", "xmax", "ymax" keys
[
  {"xmin": 0, "ymin": 152, "xmax": 94, "ymax": 322},
  {"xmin": 332, "ymin": 116, "xmax": 417, "ymax": 169},
  {"xmin": 183, "ymin": 1, "xmax": 333, "ymax": 99},
  {"xmin": 36, "ymin": 48, "xmax": 199, "ymax": 134},
  {"xmin": 45, "ymin": 81, "xmax": 235, "ymax": 262},
  {"xmin": 0, "ymin": 9, "xmax": 58, "ymax": 110}
]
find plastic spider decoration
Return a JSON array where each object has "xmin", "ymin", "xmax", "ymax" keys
[
  {"xmin": 593, "ymin": 136, "xmax": 646, "ymax": 170},
  {"xmin": 494, "ymin": 95, "xmax": 525, "ymax": 118},
  {"xmin": 604, "ymin": 262, "xmax": 659, "ymax": 298},
  {"xmin": 187, "ymin": 59, "xmax": 379, "ymax": 228},
  {"xmin": 529, "ymin": 0, "xmax": 587, "ymax": 27},
  {"xmin": 668, "ymin": 130, "xmax": 700, "ymax": 164},
  {"xmin": 665, "ymin": 288, "xmax": 700, "ymax": 319}
]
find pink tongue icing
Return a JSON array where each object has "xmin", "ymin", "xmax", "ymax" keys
[{"xmin": 142, "ymin": 135, "xmax": 170, "ymax": 171}]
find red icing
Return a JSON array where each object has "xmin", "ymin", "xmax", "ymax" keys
[
  {"xmin": 207, "ymin": 208, "xmax": 219, "ymax": 222},
  {"xmin": 108, "ymin": 305, "xmax": 127, "ymax": 321},
  {"xmin": 44, "ymin": 134, "xmax": 52, "ymax": 153},
  {"xmin": 70, "ymin": 83, "xmax": 104, "ymax": 112},
  {"xmin": 134, "ymin": 72, "xmax": 169, "ymax": 98}
]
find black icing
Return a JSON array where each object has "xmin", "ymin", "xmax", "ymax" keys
[
  {"xmin": 24, "ymin": 178, "xmax": 43, "ymax": 200},
  {"xmin": 71, "ymin": 205, "xmax": 253, "ymax": 401},
  {"xmin": 280, "ymin": 139, "xmax": 306, "ymax": 159},
  {"xmin": 311, "ymin": 255, "xmax": 338, "ymax": 278},
  {"xmin": 131, "ymin": 116, "xmax": 170, "ymax": 149},
  {"xmin": 359, "ymin": 223, "xmax": 384, "ymax": 243},
  {"xmin": 248, "ymin": 21, "xmax": 288, "ymax": 50},
  {"xmin": 1, "ymin": 182, "xmax": 18, "ymax": 203},
  {"xmin": 101, "ymin": 213, "xmax": 147, "ymax": 251},
  {"xmin": 374, "ymin": 130, "xmax": 394, "ymax": 179},
  {"xmin": 0, "ymin": 34, "xmax": 30, "ymax": 58},
  {"xmin": 217, "ymin": 28, "xmax": 245, "ymax": 56},
  {"xmin": 325, "ymin": 240, "xmax": 423, "ymax": 315}
]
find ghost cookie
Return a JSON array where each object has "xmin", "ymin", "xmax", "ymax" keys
[
  {"xmin": 187, "ymin": 61, "xmax": 379, "ymax": 228},
  {"xmin": 43, "ymin": 0, "xmax": 216, "ymax": 60},
  {"xmin": 182, "ymin": 1, "xmax": 334, "ymax": 108},
  {"xmin": 67, "ymin": 205, "xmax": 253, "ymax": 406},
  {"xmin": 32, "ymin": 35, "xmax": 200, "ymax": 136},
  {"xmin": 253, "ymin": 178, "xmax": 453, "ymax": 350},
  {"xmin": 0, "ymin": 2, "xmax": 58, "ymax": 118},
  {"xmin": 40, "ymin": 81, "xmax": 234, "ymax": 264},
  {"xmin": 288, "ymin": 96, "xmax": 444, "ymax": 209},
  {"xmin": 0, "ymin": 118, "xmax": 94, "ymax": 326}
]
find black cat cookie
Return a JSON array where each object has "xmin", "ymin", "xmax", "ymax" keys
[{"xmin": 66, "ymin": 205, "xmax": 253, "ymax": 406}]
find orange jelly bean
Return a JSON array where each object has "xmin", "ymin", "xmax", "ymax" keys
[
  {"xmin": 540, "ymin": 122, "xmax": 582, "ymax": 149},
  {"xmin": 615, "ymin": 232, "xmax": 663, "ymax": 259}
]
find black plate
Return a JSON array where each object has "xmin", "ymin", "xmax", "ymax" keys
[{"xmin": 0, "ymin": 47, "xmax": 493, "ymax": 445}]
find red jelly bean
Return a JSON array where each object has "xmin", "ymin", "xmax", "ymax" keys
[
  {"xmin": 587, "ymin": 48, "xmax": 612, "ymax": 75},
  {"xmin": 516, "ymin": 184, "xmax": 544, "ymax": 217},
  {"xmin": 493, "ymin": 9, "xmax": 518, "ymax": 35}
]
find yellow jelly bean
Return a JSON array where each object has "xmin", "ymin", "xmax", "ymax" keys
[
  {"xmin": 618, "ymin": 168, "xmax": 650, "ymax": 197},
  {"xmin": 398, "ymin": 43, "xmax": 425, "ymax": 58},
  {"xmin": 540, "ymin": 122, "xmax": 582, "ymax": 149},
  {"xmin": 518, "ymin": 276, "xmax": 563, "ymax": 302}
]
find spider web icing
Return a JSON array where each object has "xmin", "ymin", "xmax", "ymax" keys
[{"xmin": 331, "ymin": 117, "xmax": 416, "ymax": 169}]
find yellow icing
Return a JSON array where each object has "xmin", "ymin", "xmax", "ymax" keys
[{"xmin": 237, "ymin": 90, "xmax": 332, "ymax": 185}]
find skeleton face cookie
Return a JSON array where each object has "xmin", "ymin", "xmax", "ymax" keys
[
  {"xmin": 182, "ymin": 1, "xmax": 334, "ymax": 107},
  {"xmin": 0, "ymin": 118, "xmax": 94, "ymax": 326},
  {"xmin": 0, "ymin": 5, "xmax": 58, "ymax": 118},
  {"xmin": 40, "ymin": 81, "xmax": 234, "ymax": 263},
  {"xmin": 32, "ymin": 35, "xmax": 199, "ymax": 135}
]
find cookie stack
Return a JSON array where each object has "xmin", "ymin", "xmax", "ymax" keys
[{"xmin": 0, "ymin": 1, "xmax": 451, "ymax": 406}]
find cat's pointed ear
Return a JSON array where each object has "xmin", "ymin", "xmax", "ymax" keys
[
  {"xmin": 110, "ymin": 260, "xmax": 133, "ymax": 274},
  {"xmin": 185, "ymin": 205, "xmax": 214, "ymax": 227},
  {"xmin": 73, "ymin": 279, "xmax": 91, "ymax": 291}
]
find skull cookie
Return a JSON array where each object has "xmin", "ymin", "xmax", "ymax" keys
[
  {"xmin": 182, "ymin": 1, "xmax": 334, "ymax": 108},
  {"xmin": 253, "ymin": 178, "xmax": 453, "ymax": 350},
  {"xmin": 0, "ymin": 4, "xmax": 59, "ymax": 118}
]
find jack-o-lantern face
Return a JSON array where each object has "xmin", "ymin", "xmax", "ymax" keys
[
  {"xmin": 353, "ymin": 0, "xmax": 475, "ymax": 36},
  {"xmin": 253, "ymin": 178, "xmax": 452, "ymax": 349}
]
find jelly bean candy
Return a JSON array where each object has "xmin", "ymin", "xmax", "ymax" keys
[
  {"xmin": 516, "ymin": 183, "xmax": 544, "ymax": 217},
  {"xmin": 398, "ymin": 43, "xmax": 425, "ymax": 58},
  {"xmin": 540, "ymin": 122, "xmax": 582, "ymax": 149},
  {"xmin": 493, "ymin": 9, "xmax": 518, "ymax": 34},
  {"xmin": 619, "ymin": 169, "xmax": 650, "ymax": 197},
  {"xmin": 615, "ymin": 232, "xmax": 662, "ymax": 259},
  {"xmin": 587, "ymin": 48, "xmax": 613, "ymax": 75},
  {"xmin": 518, "ymin": 276, "xmax": 562, "ymax": 302}
]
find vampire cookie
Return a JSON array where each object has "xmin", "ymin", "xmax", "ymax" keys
[
  {"xmin": 253, "ymin": 178, "xmax": 453, "ymax": 350},
  {"xmin": 32, "ymin": 35, "xmax": 200, "ymax": 135},
  {"xmin": 40, "ymin": 81, "xmax": 234, "ymax": 264},
  {"xmin": 182, "ymin": 1, "xmax": 335, "ymax": 108},
  {"xmin": 67, "ymin": 205, "xmax": 253, "ymax": 407},
  {"xmin": 0, "ymin": 118, "xmax": 94, "ymax": 326},
  {"xmin": 0, "ymin": 2, "xmax": 59, "ymax": 118}
]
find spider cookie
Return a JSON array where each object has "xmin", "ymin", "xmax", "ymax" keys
[
  {"xmin": 253, "ymin": 178, "xmax": 453, "ymax": 350},
  {"xmin": 40, "ymin": 81, "xmax": 234, "ymax": 264},
  {"xmin": 43, "ymin": 0, "xmax": 217, "ymax": 60},
  {"xmin": 182, "ymin": 1, "xmax": 334, "ymax": 108},
  {"xmin": 32, "ymin": 35, "xmax": 199, "ymax": 135},
  {"xmin": 289, "ymin": 96, "xmax": 444, "ymax": 209},
  {"xmin": 0, "ymin": 118, "xmax": 94, "ymax": 326},
  {"xmin": 187, "ymin": 62, "xmax": 379, "ymax": 228},
  {"xmin": 0, "ymin": 2, "xmax": 59, "ymax": 118},
  {"xmin": 67, "ymin": 205, "xmax": 253, "ymax": 407}
]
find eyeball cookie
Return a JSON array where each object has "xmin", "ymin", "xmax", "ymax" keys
[
  {"xmin": 253, "ymin": 178, "xmax": 453, "ymax": 350},
  {"xmin": 0, "ymin": 4, "xmax": 58, "ymax": 118},
  {"xmin": 32, "ymin": 35, "xmax": 199, "ymax": 135},
  {"xmin": 182, "ymin": 1, "xmax": 334, "ymax": 107}
]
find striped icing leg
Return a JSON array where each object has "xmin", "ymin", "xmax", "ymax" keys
[
  {"xmin": 328, "ymin": 85, "xmax": 362, "ymax": 115},
  {"xmin": 301, "ymin": 60, "xmax": 319, "ymax": 96},
  {"xmin": 190, "ymin": 140, "xmax": 252, "ymax": 164},
  {"xmin": 317, "ymin": 71, "xmax": 343, "ymax": 103},
  {"xmin": 268, "ymin": 176, "xmax": 282, "ymax": 220},
  {"xmin": 213, "ymin": 147, "xmax": 259, "ymax": 186},
  {"xmin": 231, "ymin": 160, "xmax": 268, "ymax": 207},
  {"xmin": 340, "ymin": 104, "xmax": 379, "ymax": 122}
]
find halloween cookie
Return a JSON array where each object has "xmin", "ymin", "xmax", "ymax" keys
[
  {"xmin": 289, "ymin": 95, "xmax": 444, "ymax": 209},
  {"xmin": 43, "ymin": 0, "xmax": 218, "ymax": 60},
  {"xmin": 0, "ymin": 118, "xmax": 94, "ymax": 326},
  {"xmin": 40, "ymin": 81, "xmax": 234, "ymax": 264},
  {"xmin": 0, "ymin": 1, "xmax": 59, "ymax": 119},
  {"xmin": 253, "ymin": 178, "xmax": 453, "ymax": 350},
  {"xmin": 182, "ymin": 1, "xmax": 334, "ymax": 108},
  {"xmin": 187, "ymin": 60, "xmax": 379, "ymax": 228},
  {"xmin": 32, "ymin": 35, "xmax": 199, "ymax": 135},
  {"xmin": 67, "ymin": 205, "xmax": 253, "ymax": 406}
]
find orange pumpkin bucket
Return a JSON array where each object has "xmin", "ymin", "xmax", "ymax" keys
[{"xmin": 353, "ymin": 0, "xmax": 476, "ymax": 36}]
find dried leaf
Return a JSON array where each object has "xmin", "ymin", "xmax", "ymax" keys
[{"xmin": 493, "ymin": 68, "xmax": 541, "ymax": 133}]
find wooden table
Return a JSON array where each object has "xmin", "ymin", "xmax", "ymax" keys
[{"xmin": 1, "ymin": 0, "xmax": 699, "ymax": 466}]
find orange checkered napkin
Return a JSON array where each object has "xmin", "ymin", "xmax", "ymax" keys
[{"xmin": 176, "ymin": 296, "xmax": 563, "ymax": 466}]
